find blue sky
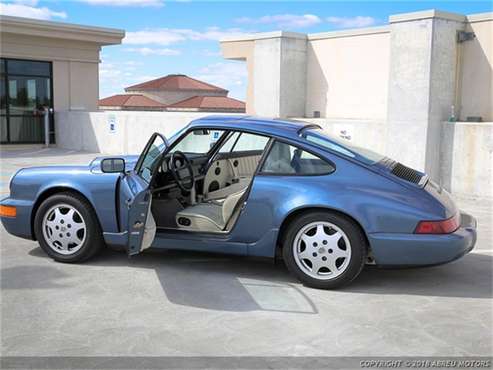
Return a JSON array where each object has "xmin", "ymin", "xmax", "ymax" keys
[{"xmin": 1, "ymin": 1, "xmax": 491, "ymax": 100}]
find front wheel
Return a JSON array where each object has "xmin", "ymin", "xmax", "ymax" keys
[
  {"xmin": 34, "ymin": 192, "xmax": 105, "ymax": 263},
  {"xmin": 282, "ymin": 211, "xmax": 366, "ymax": 289}
]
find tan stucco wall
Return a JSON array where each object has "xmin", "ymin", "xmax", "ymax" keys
[
  {"xmin": 220, "ymin": 40, "xmax": 255, "ymax": 114},
  {"xmin": 0, "ymin": 16, "xmax": 124, "ymax": 113},
  {"xmin": 1, "ymin": 33, "xmax": 101, "ymax": 111},
  {"xmin": 460, "ymin": 16, "xmax": 492, "ymax": 121},
  {"xmin": 305, "ymin": 31, "xmax": 390, "ymax": 119}
]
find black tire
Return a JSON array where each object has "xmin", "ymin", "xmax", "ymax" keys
[
  {"xmin": 34, "ymin": 192, "xmax": 105, "ymax": 263},
  {"xmin": 282, "ymin": 211, "xmax": 366, "ymax": 289}
]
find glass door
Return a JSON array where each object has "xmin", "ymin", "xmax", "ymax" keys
[{"xmin": 0, "ymin": 58, "xmax": 53, "ymax": 144}]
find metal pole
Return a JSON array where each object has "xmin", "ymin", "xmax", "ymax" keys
[{"xmin": 44, "ymin": 107, "xmax": 50, "ymax": 147}]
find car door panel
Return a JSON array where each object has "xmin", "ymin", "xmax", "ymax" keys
[
  {"xmin": 123, "ymin": 132, "xmax": 167, "ymax": 256},
  {"xmin": 120, "ymin": 173, "xmax": 154, "ymax": 255}
]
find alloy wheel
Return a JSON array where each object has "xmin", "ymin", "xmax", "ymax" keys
[
  {"xmin": 292, "ymin": 221, "xmax": 352, "ymax": 280},
  {"xmin": 42, "ymin": 203, "xmax": 87, "ymax": 255}
]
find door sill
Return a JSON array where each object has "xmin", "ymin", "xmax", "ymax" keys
[{"xmin": 156, "ymin": 226, "xmax": 231, "ymax": 238}]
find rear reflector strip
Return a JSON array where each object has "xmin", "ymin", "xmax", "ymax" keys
[
  {"xmin": 0, "ymin": 205, "xmax": 17, "ymax": 218},
  {"xmin": 414, "ymin": 213, "xmax": 460, "ymax": 234}
]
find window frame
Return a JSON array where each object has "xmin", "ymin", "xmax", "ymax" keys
[{"xmin": 257, "ymin": 138, "xmax": 336, "ymax": 177}]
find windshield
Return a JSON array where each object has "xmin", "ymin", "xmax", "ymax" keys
[{"xmin": 302, "ymin": 128, "xmax": 385, "ymax": 165}]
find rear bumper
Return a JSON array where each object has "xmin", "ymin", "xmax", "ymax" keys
[
  {"xmin": 0, "ymin": 197, "xmax": 35, "ymax": 240},
  {"xmin": 369, "ymin": 212, "xmax": 477, "ymax": 267}
]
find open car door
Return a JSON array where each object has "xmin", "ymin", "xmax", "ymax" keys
[{"xmin": 122, "ymin": 133, "xmax": 167, "ymax": 256}]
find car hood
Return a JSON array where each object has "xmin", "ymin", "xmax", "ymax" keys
[{"xmin": 11, "ymin": 155, "xmax": 140, "ymax": 177}]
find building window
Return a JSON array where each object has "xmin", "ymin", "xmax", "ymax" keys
[{"xmin": 0, "ymin": 58, "xmax": 54, "ymax": 144}]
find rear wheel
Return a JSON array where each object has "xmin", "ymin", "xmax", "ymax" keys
[
  {"xmin": 34, "ymin": 192, "xmax": 104, "ymax": 263},
  {"xmin": 282, "ymin": 211, "xmax": 366, "ymax": 289}
]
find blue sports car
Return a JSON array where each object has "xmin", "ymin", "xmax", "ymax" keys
[{"xmin": 0, "ymin": 116, "xmax": 477, "ymax": 289}]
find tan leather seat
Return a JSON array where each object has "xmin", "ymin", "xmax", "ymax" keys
[
  {"xmin": 176, "ymin": 188, "xmax": 246, "ymax": 232},
  {"xmin": 205, "ymin": 177, "xmax": 251, "ymax": 201}
]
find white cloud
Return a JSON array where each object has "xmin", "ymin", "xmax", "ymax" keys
[
  {"xmin": 124, "ymin": 27, "xmax": 248, "ymax": 46},
  {"xmin": 326, "ymin": 16, "xmax": 376, "ymax": 28},
  {"xmin": 79, "ymin": 0, "xmax": 164, "ymax": 7},
  {"xmin": 125, "ymin": 47, "xmax": 181, "ymax": 56},
  {"xmin": 99, "ymin": 59, "xmax": 160, "ymax": 98},
  {"xmin": 202, "ymin": 49, "xmax": 221, "ymax": 57},
  {"xmin": 236, "ymin": 14, "xmax": 321, "ymax": 29},
  {"xmin": 124, "ymin": 29, "xmax": 187, "ymax": 45},
  {"xmin": 197, "ymin": 61, "xmax": 247, "ymax": 99},
  {"xmin": 131, "ymin": 75, "xmax": 159, "ymax": 83},
  {"xmin": 0, "ymin": 0, "xmax": 67, "ymax": 20}
]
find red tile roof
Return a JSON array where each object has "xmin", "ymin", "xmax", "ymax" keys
[
  {"xmin": 99, "ymin": 94, "xmax": 165, "ymax": 108},
  {"xmin": 125, "ymin": 74, "xmax": 228, "ymax": 93},
  {"xmin": 167, "ymin": 95, "xmax": 245, "ymax": 110}
]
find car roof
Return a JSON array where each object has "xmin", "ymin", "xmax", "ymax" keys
[{"xmin": 188, "ymin": 115, "xmax": 319, "ymax": 139}]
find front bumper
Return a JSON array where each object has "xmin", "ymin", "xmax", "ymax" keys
[
  {"xmin": 368, "ymin": 211, "xmax": 477, "ymax": 267},
  {"xmin": 0, "ymin": 197, "xmax": 35, "ymax": 240}
]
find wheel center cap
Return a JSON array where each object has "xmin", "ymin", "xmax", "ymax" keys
[
  {"xmin": 318, "ymin": 247, "xmax": 325, "ymax": 254},
  {"xmin": 61, "ymin": 226, "xmax": 66, "ymax": 232}
]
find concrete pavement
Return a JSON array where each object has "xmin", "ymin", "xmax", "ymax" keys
[{"xmin": 1, "ymin": 146, "xmax": 491, "ymax": 358}]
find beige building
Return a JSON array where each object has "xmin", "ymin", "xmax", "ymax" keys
[
  {"xmin": 0, "ymin": 15, "xmax": 124, "ymax": 143},
  {"xmin": 221, "ymin": 10, "xmax": 492, "ymax": 123},
  {"xmin": 221, "ymin": 9, "xmax": 493, "ymax": 194}
]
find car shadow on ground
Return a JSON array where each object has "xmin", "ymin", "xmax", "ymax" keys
[
  {"xmin": 25, "ymin": 246, "xmax": 493, "ymax": 313},
  {"xmin": 26, "ymin": 246, "xmax": 319, "ymax": 314}
]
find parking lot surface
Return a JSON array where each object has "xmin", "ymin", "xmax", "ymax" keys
[{"xmin": 1, "ymin": 146, "xmax": 492, "ymax": 357}]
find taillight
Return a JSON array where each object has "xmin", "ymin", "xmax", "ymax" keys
[{"xmin": 414, "ymin": 213, "xmax": 460, "ymax": 234}]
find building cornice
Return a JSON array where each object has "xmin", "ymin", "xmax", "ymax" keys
[
  {"xmin": 0, "ymin": 15, "xmax": 124, "ymax": 45},
  {"xmin": 220, "ymin": 31, "xmax": 306, "ymax": 43},
  {"xmin": 389, "ymin": 9, "xmax": 466, "ymax": 23},
  {"xmin": 466, "ymin": 12, "xmax": 493, "ymax": 23},
  {"xmin": 308, "ymin": 26, "xmax": 390, "ymax": 41}
]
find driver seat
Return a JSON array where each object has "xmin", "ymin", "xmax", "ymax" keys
[{"xmin": 175, "ymin": 188, "xmax": 246, "ymax": 232}]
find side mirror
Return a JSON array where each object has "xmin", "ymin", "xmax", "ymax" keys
[{"xmin": 101, "ymin": 158, "xmax": 125, "ymax": 173}]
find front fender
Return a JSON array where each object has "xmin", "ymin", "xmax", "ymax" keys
[{"xmin": 10, "ymin": 167, "xmax": 121, "ymax": 236}]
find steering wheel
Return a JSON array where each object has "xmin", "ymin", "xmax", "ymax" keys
[{"xmin": 169, "ymin": 151, "xmax": 195, "ymax": 192}]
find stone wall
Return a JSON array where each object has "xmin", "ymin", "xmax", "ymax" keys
[{"xmin": 55, "ymin": 111, "xmax": 240, "ymax": 155}]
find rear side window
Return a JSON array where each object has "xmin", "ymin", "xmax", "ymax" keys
[{"xmin": 261, "ymin": 141, "xmax": 335, "ymax": 175}]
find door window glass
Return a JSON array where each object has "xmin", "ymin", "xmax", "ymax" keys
[
  {"xmin": 173, "ymin": 129, "xmax": 225, "ymax": 155},
  {"xmin": 0, "ymin": 74, "xmax": 5, "ymax": 116},
  {"xmin": 8, "ymin": 77, "xmax": 50, "ymax": 114},
  {"xmin": 261, "ymin": 141, "xmax": 335, "ymax": 175},
  {"xmin": 231, "ymin": 132, "xmax": 269, "ymax": 152},
  {"xmin": 218, "ymin": 131, "xmax": 240, "ymax": 153},
  {"xmin": 137, "ymin": 135, "xmax": 167, "ymax": 182},
  {"xmin": 0, "ymin": 116, "xmax": 7, "ymax": 142}
]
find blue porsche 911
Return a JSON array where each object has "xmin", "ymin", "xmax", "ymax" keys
[{"xmin": 0, "ymin": 116, "xmax": 477, "ymax": 289}]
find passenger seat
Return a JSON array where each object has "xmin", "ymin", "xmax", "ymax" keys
[{"xmin": 176, "ymin": 187, "xmax": 247, "ymax": 232}]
